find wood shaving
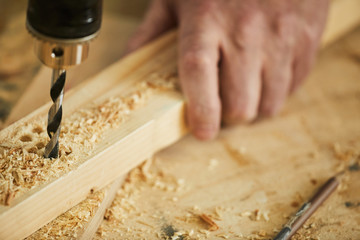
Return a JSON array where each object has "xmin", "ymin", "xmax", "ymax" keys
[
  {"xmin": 331, "ymin": 142, "xmax": 359, "ymax": 162},
  {"xmin": 26, "ymin": 188, "xmax": 106, "ymax": 239},
  {"xmin": 0, "ymin": 70, "xmax": 177, "ymax": 205},
  {"xmin": 94, "ymin": 156, "xmax": 188, "ymax": 239},
  {"xmin": 199, "ymin": 214, "xmax": 219, "ymax": 231},
  {"xmin": 208, "ymin": 158, "xmax": 219, "ymax": 171}
]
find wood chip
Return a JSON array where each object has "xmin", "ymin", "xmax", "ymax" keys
[
  {"xmin": 5, "ymin": 191, "xmax": 15, "ymax": 206},
  {"xmin": 199, "ymin": 213, "xmax": 219, "ymax": 231}
]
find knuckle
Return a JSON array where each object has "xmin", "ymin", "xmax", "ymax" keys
[
  {"xmin": 275, "ymin": 14, "xmax": 295, "ymax": 36},
  {"xmin": 195, "ymin": 0, "xmax": 218, "ymax": 15},
  {"xmin": 238, "ymin": 7, "xmax": 263, "ymax": 27},
  {"xmin": 272, "ymin": 13, "xmax": 297, "ymax": 48},
  {"xmin": 236, "ymin": 10, "xmax": 264, "ymax": 36},
  {"xmin": 232, "ymin": 11, "xmax": 264, "ymax": 50},
  {"xmin": 181, "ymin": 51, "xmax": 213, "ymax": 71}
]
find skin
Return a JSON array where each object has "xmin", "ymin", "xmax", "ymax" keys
[{"xmin": 125, "ymin": 0, "xmax": 329, "ymax": 140}]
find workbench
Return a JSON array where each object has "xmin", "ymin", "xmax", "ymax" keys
[
  {"xmin": 0, "ymin": 1, "xmax": 359, "ymax": 239},
  {"xmin": 93, "ymin": 26, "xmax": 360, "ymax": 239}
]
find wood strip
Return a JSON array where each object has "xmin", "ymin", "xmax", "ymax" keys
[
  {"xmin": 79, "ymin": 176, "xmax": 125, "ymax": 240},
  {"xmin": 0, "ymin": 31, "xmax": 185, "ymax": 240},
  {"xmin": 322, "ymin": 0, "xmax": 360, "ymax": 47}
]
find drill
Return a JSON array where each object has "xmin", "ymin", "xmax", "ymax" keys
[{"xmin": 26, "ymin": 0, "xmax": 103, "ymax": 158}]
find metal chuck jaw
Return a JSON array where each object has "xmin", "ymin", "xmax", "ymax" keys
[{"xmin": 26, "ymin": 0, "xmax": 103, "ymax": 158}]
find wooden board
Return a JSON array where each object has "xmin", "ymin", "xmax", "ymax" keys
[
  {"xmin": 95, "ymin": 26, "xmax": 360, "ymax": 240},
  {"xmin": 0, "ymin": 12, "xmax": 139, "ymax": 240},
  {"xmin": 322, "ymin": 0, "xmax": 360, "ymax": 46},
  {"xmin": 0, "ymin": 31, "xmax": 186, "ymax": 240}
]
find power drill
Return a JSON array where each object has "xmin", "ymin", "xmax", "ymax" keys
[{"xmin": 26, "ymin": 0, "xmax": 103, "ymax": 158}]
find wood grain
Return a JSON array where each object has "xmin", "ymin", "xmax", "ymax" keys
[
  {"xmin": 96, "ymin": 26, "xmax": 360, "ymax": 239},
  {"xmin": 0, "ymin": 31, "xmax": 186, "ymax": 240}
]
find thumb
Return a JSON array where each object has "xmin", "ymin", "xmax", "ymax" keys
[{"xmin": 124, "ymin": 0, "xmax": 176, "ymax": 55}]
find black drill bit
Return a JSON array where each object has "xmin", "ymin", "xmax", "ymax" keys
[{"xmin": 44, "ymin": 69, "xmax": 66, "ymax": 158}]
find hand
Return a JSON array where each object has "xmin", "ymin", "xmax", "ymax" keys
[{"xmin": 125, "ymin": 0, "xmax": 329, "ymax": 140}]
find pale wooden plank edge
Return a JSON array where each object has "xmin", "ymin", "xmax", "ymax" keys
[
  {"xmin": 79, "ymin": 176, "xmax": 125, "ymax": 240},
  {"xmin": 0, "ymin": 31, "xmax": 179, "ymax": 240},
  {"xmin": 1, "ymin": 30, "xmax": 177, "ymax": 130},
  {"xmin": 322, "ymin": 0, "xmax": 360, "ymax": 47},
  {"xmin": 0, "ymin": 92, "xmax": 187, "ymax": 240}
]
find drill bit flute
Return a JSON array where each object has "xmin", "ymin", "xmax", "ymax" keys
[
  {"xmin": 26, "ymin": 0, "xmax": 102, "ymax": 158},
  {"xmin": 45, "ymin": 68, "xmax": 66, "ymax": 158}
]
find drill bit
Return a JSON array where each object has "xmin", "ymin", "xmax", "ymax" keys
[
  {"xmin": 26, "ymin": 0, "xmax": 103, "ymax": 159},
  {"xmin": 44, "ymin": 69, "xmax": 66, "ymax": 158}
]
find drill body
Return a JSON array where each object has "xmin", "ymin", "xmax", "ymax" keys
[{"xmin": 26, "ymin": 0, "xmax": 103, "ymax": 158}]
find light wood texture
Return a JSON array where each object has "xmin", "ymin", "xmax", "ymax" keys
[
  {"xmin": 23, "ymin": 14, "xmax": 140, "ymax": 240},
  {"xmin": 322, "ymin": 0, "xmax": 360, "ymax": 46},
  {"xmin": 79, "ymin": 177, "xmax": 125, "ymax": 240},
  {"xmin": 96, "ymin": 27, "xmax": 360, "ymax": 239},
  {"xmin": 0, "ymin": 31, "xmax": 187, "ymax": 240}
]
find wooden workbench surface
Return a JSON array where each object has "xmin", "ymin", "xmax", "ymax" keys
[{"xmin": 95, "ymin": 27, "xmax": 360, "ymax": 240}]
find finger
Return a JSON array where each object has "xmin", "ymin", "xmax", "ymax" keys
[
  {"xmin": 290, "ymin": 41, "xmax": 317, "ymax": 93},
  {"xmin": 124, "ymin": 0, "xmax": 176, "ymax": 54},
  {"xmin": 220, "ymin": 43, "xmax": 262, "ymax": 124},
  {"xmin": 260, "ymin": 53, "xmax": 292, "ymax": 116},
  {"xmin": 178, "ymin": 27, "xmax": 221, "ymax": 140}
]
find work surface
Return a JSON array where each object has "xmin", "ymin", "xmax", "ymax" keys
[{"xmin": 95, "ymin": 28, "xmax": 360, "ymax": 239}]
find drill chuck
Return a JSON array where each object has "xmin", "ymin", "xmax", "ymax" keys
[{"xmin": 26, "ymin": 0, "xmax": 103, "ymax": 69}]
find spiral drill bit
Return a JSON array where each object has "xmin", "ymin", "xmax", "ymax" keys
[
  {"xmin": 26, "ymin": 0, "xmax": 102, "ymax": 159},
  {"xmin": 44, "ymin": 70, "xmax": 66, "ymax": 158}
]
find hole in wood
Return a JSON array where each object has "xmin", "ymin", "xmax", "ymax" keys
[
  {"xmin": 36, "ymin": 142, "xmax": 45, "ymax": 149},
  {"xmin": 32, "ymin": 126, "xmax": 43, "ymax": 134},
  {"xmin": 27, "ymin": 147, "xmax": 37, "ymax": 154},
  {"xmin": 20, "ymin": 135, "xmax": 32, "ymax": 142}
]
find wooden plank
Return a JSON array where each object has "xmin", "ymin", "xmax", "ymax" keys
[
  {"xmin": 322, "ymin": 0, "xmax": 360, "ymax": 47},
  {"xmin": 1, "ymin": 14, "xmax": 138, "ymax": 239},
  {"xmin": 1, "ymin": 1, "xmax": 360, "ymax": 239},
  {"xmin": 0, "ymin": 31, "xmax": 187, "ymax": 240},
  {"xmin": 79, "ymin": 177, "xmax": 125, "ymax": 240}
]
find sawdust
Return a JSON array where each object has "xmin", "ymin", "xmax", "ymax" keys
[
  {"xmin": 26, "ymin": 188, "xmax": 106, "ymax": 239},
  {"xmin": 0, "ymin": 71, "xmax": 178, "ymax": 205},
  {"xmin": 94, "ymin": 156, "xmax": 275, "ymax": 240},
  {"xmin": 331, "ymin": 142, "xmax": 359, "ymax": 162},
  {"xmin": 94, "ymin": 158, "xmax": 205, "ymax": 239},
  {"xmin": 239, "ymin": 209, "xmax": 270, "ymax": 222}
]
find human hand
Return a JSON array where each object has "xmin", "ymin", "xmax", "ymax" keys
[{"xmin": 126, "ymin": 0, "xmax": 329, "ymax": 140}]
